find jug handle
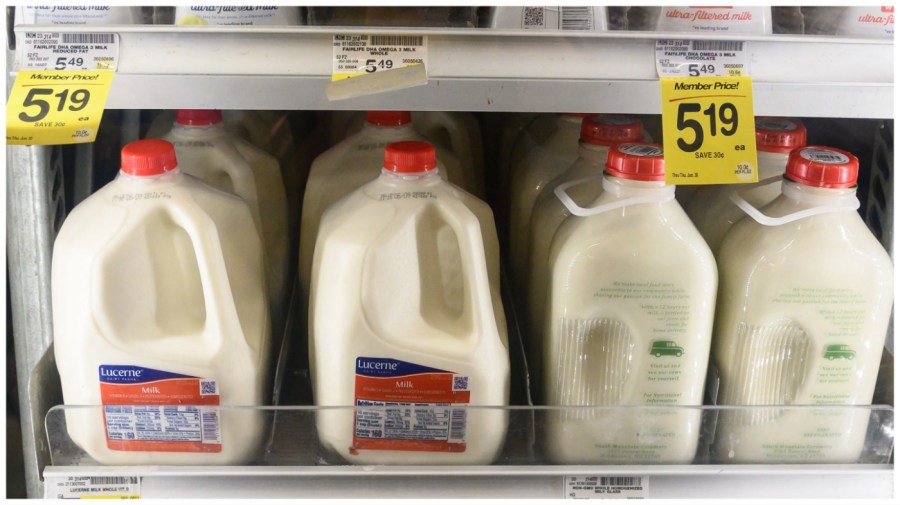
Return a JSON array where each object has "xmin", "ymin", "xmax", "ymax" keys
[
  {"xmin": 728, "ymin": 176, "xmax": 860, "ymax": 226},
  {"xmin": 414, "ymin": 111, "xmax": 472, "ymax": 163},
  {"xmin": 554, "ymin": 175, "xmax": 674, "ymax": 217}
]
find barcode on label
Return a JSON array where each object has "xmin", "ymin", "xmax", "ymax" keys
[
  {"xmin": 620, "ymin": 144, "xmax": 663, "ymax": 157},
  {"xmin": 522, "ymin": 7, "xmax": 546, "ymax": 28},
  {"xmin": 560, "ymin": 7, "xmax": 594, "ymax": 30},
  {"xmin": 61, "ymin": 33, "xmax": 116, "ymax": 44},
  {"xmin": 86, "ymin": 476, "xmax": 139, "ymax": 486},
  {"xmin": 200, "ymin": 379, "xmax": 218, "ymax": 396},
  {"xmin": 448, "ymin": 408, "xmax": 467, "ymax": 442},
  {"xmin": 369, "ymin": 35, "xmax": 424, "ymax": 46},
  {"xmin": 690, "ymin": 40, "xmax": 743, "ymax": 52},
  {"xmin": 200, "ymin": 408, "xmax": 222, "ymax": 444},
  {"xmin": 810, "ymin": 154, "xmax": 844, "ymax": 162},
  {"xmin": 600, "ymin": 476, "xmax": 642, "ymax": 487}
]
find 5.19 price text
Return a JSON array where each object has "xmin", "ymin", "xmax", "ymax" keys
[{"xmin": 675, "ymin": 102, "xmax": 738, "ymax": 153}]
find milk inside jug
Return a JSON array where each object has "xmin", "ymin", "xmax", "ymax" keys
[
  {"xmin": 309, "ymin": 141, "xmax": 509, "ymax": 464},
  {"xmin": 712, "ymin": 146, "xmax": 893, "ymax": 463},
  {"xmin": 14, "ymin": 5, "xmax": 145, "ymax": 24},
  {"xmin": 655, "ymin": 6, "xmax": 772, "ymax": 34},
  {"xmin": 687, "ymin": 117, "xmax": 807, "ymax": 255},
  {"xmin": 299, "ymin": 111, "xmax": 465, "ymax": 301},
  {"xmin": 543, "ymin": 143, "xmax": 717, "ymax": 464},
  {"xmin": 525, "ymin": 115, "xmax": 645, "ymax": 398},
  {"xmin": 51, "ymin": 139, "xmax": 270, "ymax": 465},
  {"xmin": 175, "ymin": 6, "xmax": 302, "ymax": 25},
  {"xmin": 160, "ymin": 109, "xmax": 289, "ymax": 327}
]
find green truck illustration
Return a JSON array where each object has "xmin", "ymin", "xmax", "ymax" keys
[
  {"xmin": 823, "ymin": 344, "xmax": 856, "ymax": 360},
  {"xmin": 650, "ymin": 340, "xmax": 683, "ymax": 357}
]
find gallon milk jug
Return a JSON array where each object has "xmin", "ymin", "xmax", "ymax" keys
[
  {"xmin": 160, "ymin": 110, "xmax": 289, "ymax": 326},
  {"xmin": 299, "ymin": 111, "xmax": 465, "ymax": 300},
  {"xmin": 506, "ymin": 113, "xmax": 591, "ymax": 292},
  {"xmin": 712, "ymin": 146, "xmax": 893, "ymax": 463},
  {"xmin": 15, "ymin": 5, "xmax": 145, "ymax": 24},
  {"xmin": 543, "ymin": 143, "xmax": 717, "ymax": 464},
  {"xmin": 309, "ymin": 141, "xmax": 509, "ymax": 465},
  {"xmin": 488, "ymin": 6, "xmax": 608, "ymax": 30},
  {"xmin": 174, "ymin": 5, "xmax": 302, "ymax": 25},
  {"xmin": 525, "ymin": 115, "xmax": 645, "ymax": 398},
  {"xmin": 687, "ymin": 117, "xmax": 807, "ymax": 255},
  {"xmin": 326, "ymin": 110, "xmax": 484, "ymax": 196},
  {"xmin": 52, "ymin": 139, "xmax": 270, "ymax": 465},
  {"xmin": 656, "ymin": 6, "xmax": 772, "ymax": 34}
]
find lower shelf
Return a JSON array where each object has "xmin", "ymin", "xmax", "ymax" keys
[{"xmin": 42, "ymin": 463, "xmax": 894, "ymax": 499}]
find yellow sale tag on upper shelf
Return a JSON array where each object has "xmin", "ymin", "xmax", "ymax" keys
[
  {"xmin": 6, "ymin": 70, "xmax": 113, "ymax": 145},
  {"xmin": 660, "ymin": 75, "xmax": 758, "ymax": 185}
]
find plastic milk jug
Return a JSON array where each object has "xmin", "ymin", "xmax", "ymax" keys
[
  {"xmin": 543, "ymin": 143, "xmax": 717, "ymax": 463},
  {"xmin": 299, "ymin": 111, "xmax": 466, "ymax": 300},
  {"xmin": 309, "ymin": 141, "xmax": 509, "ymax": 464},
  {"xmin": 656, "ymin": 6, "xmax": 772, "ymax": 34},
  {"xmin": 525, "ymin": 115, "xmax": 645, "ymax": 397},
  {"xmin": 326, "ymin": 110, "xmax": 484, "ymax": 196},
  {"xmin": 836, "ymin": 6, "xmax": 894, "ymax": 38},
  {"xmin": 52, "ymin": 139, "xmax": 270, "ymax": 465},
  {"xmin": 506, "ymin": 113, "xmax": 590, "ymax": 292},
  {"xmin": 15, "ymin": 5, "xmax": 144, "ymax": 24},
  {"xmin": 161, "ymin": 110, "xmax": 289, "ymax": 324},
  {"xmin": 488, "ymin": 6, "xmax": 608, "ymax": 30},
  {"xmin": 687, "ymin": 117, "xmax": 807, "ymax": 255},
  {"xmin": 712, "ymin": 146, "xmax": 893, "ymax": 463},
  {"xmin": 174, "ymin": 6, "xmax": 302, "ymax": 25}
]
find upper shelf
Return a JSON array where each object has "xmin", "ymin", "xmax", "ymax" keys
[{"xmin": 10, "ymin": 25, "xmax": 894, "ymax": 118}]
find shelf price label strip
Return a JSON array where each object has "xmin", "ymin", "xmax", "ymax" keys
[
  {"xmin": 656, "ymin": 39, "xmax": 758, "ymax": 185},
  {"xmin": 565, "ymin": 475, "xmax": 650, "ymax": 499},
  {"xmin": 6, "ymin": 70, "xmax": 114, "ymax": 145},
  {"xmin": 331, "ymin": 34, "xmax": 428, "ymax": 81},
  {"xmin": 44, "ymin": 475, "xmax": 141, "ymax": 499}
]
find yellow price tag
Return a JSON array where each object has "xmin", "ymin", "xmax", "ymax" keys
[
  {"xmin": 6, "ymin": 70, "xmax": 114, "ymax": 145},
  {"xmin": 660, "ymin": 75, "xmax": 758, "ymax": 185}
]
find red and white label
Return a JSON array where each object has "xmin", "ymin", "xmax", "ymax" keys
[
  {"xmin": 99, "ymin": 365, "xmax": 221, "ymax": 453},
  {"xmin": 352, "ymin": 357, "xmax": 470, "ymax": 453}
]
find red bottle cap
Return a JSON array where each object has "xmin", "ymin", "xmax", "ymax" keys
[
  {"xmin": 605, "ymin": 143, "xmax": 666, "ymax": 181},
  {"xmin": 581, "ymin": 115, "xmax": 645, "ymax": 147},
  {"xmin": 175, "ymin": 109, "xmax": 223, "ymax": 126},
  {"xmin": 755, "ymin": 117, "xmax": 807, "ymax": 153},
  {"xmin": 785, "ymin": 146, "xmax": 858, "ymax": 188},
  {"xmin": 366, "ymin": 110, "xmax": 412, "ymax": 127},
  {"xmin": 384, "ymin": 141, "xmax": 437, "ymax": 174},
  {"xmin": 120, "ymin": 139, "xmax": 178, "ymax": 177}
]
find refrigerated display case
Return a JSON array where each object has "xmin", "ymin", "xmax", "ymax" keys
[{"xmin": 6, "ymin": 5, "xmax": 894, "ymax": 499}]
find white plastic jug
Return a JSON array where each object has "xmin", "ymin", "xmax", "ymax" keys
[
  {"xmin": 525, "ymin": 115, "xmax": 645, "ymax": 396},
  {"xmin": 52, "ymin": 139, "xmax": 270, "ymax": 465},
  {"xmin": 656, "ymin": 6, "xmax": 772, "ymax": 34},
  {"xmin": 544, "ymin": 143, "xmax": 717, "ymax": 463},
  {"xmin": 488, "ymin": 6, "xmax": 608, "ymax": 30},
  {"xmin": 299, "ymin": 111, "xmax": 466, "ymax": 300},
  {"xmin": 326, "ymin": 110, "xmax": 484, "ymax": 196},
  {"xmin": 506, "ymin": 113, "xmax": 590, "ymax": 292},
  {"xmin": 309, "ymin": 141, "xmax": 509, "ymax": 464},
  {"xmin": 712, "ymin": 146, "xmax": 893, "ymax": 463},
  {"xmin": 160, "ymin": 110, "xmax": 289, "ymax": 324},
  {"xmin": 14, "ymin": 5, "xmax": 144, "ymax": 24},
  {"xmin": 687, "ymin": 117, "xmax": 807, "ymax": 255},
  {"xmin": 174, "ymin": 6, "xmax": 302, "ymax": 25}
]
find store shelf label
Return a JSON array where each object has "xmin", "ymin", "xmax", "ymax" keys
[
  {"xmin": 6, "ymin": 70, "xmax": 114, "ymax": 145},
  {"xmin": 564, "ymin": 475, "xmax": 649, "ymax": 499},
  {"xmin": 659, "ymin": 75, "xmax": 758, "ymax": 185},
  {"xmin": 655, "ymin": 39, "xmax": 748, "ymax": 77},
  {"xmin": 19, "ymin": 31, "xmax": 119, "ymax": 71},
  {"xmin": 44, "ymin": 475, "xmax": 141, "ymax": 499},
  {"xmin": 332, "ymin": 34, "xmax": 428, "ymax": 81}
]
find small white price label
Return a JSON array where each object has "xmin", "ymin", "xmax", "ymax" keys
[
  {"xmin": 656, "ymin": 39, "xmax": 748, "ymax": 77},
  {"xmin": 565, "ymin": 475, "xmax": 650, "ymax": 499},
  {"xmin": 332, "ymin": 34, "xmax": 427, "ymax": 81},
  {"xmin": 19, "ymin": 31, "xmax": 119, "ymax": 71},
  {"xmin": 44, "ymin": 475, "xmax": 141, "ymax": 499}
]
